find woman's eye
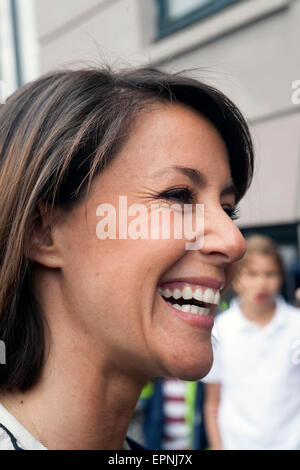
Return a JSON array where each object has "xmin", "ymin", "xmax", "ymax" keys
[
  {"xmin": 160, "ymin": 187, "xmax": 196, "ymax": 204},
  {"xmin": 159, "ymin": 190, "xmax": 240, "ymax": 220},
  {"xmin": 224, "ymin": 206, "xmax": 240, "ymax": 221}
]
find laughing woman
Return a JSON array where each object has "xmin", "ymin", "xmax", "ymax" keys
[{"xmin": 0, "ymin": 66, "xmax": 253, "ymax": 450}]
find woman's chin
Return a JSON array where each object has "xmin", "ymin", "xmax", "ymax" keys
[
  {"xmin": 174, "ymin": 362, "xmax": 213, "ymax": 381},
  {"xmin": 162, "ymin": 346, "xmax": 214, "ymax": 381}
]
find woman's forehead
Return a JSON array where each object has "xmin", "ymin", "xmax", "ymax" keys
[
  {"xmin": 130, "ymin": 101, "xmax": 222, "ymax": 142},
  {"xmin": 111, "ymin": 102, "xmax": 230, "ymax": 173}
]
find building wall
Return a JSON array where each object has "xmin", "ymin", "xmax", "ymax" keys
[
  {"xmin": 35, "ymin": 0, "xmax": 143, "ymax": 71},
  {"xmin": 239, "ymin": 112, "xmax": 300, "ymax": 227},
  {"xmin": 33, "ymin": 0, "xmax": 300, "ymax": 229}
]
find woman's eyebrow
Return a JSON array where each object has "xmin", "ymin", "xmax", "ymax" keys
[{"xmin": 152, "ymin": 165, "xmax": 237, "ymax": 198}]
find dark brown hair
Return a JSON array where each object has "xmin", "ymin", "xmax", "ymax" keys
[{"xmin": 0, "ymin": 65, "xmax": 254, "ymax": 391}]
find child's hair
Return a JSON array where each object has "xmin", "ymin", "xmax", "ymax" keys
[{"xmin": 236, "ymin": 234, "xmax": 284, "ymax": 278}]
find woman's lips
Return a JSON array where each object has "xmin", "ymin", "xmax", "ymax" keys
[
  {"xmin": 159, "ymin": 277, "xmax": 225, "ymax": 290},
  {"xmin": 158, "ymin": 291, "xmax": 214, "ymax": 329}
]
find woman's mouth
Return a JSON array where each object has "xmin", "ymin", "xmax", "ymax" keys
[
  {"xmin": 157, "ymin": 282, "xmax": 221, "ymax": 328},
  {"xmin": 158, "ymin": 283, "xmax": 220, "ymax": 315}
]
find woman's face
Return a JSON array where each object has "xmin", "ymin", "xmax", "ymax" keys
[{"xmin": 50, "ymin": 102, "xmax": 247, "ymax": 381}]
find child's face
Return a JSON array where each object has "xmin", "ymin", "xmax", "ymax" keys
[{"xmin": 233, "ymin": 253, "xmax": 282, "ymax": 305}]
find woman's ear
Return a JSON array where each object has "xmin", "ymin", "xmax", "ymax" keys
[{"xmin": 28, "ymin": 201, "xmax": 64, "ymax": 268}]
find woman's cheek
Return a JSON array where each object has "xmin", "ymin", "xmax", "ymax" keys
[{"xmin": 224, "ymin": 262, "xmax": 240, "ymax": 292}]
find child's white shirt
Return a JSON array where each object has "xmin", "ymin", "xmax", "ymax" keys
[{"xmin": 202, "ymin": 295, "xmax": 300, "ymax": 450}]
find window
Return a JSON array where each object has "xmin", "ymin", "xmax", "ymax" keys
[
  {"xmin": 0, "ymin": 0, "xmax": 38, "ymax": 100},
  {"xmin": 156, "ymin": 0, "xmax": 242, "ymax": 40},
  {"xmin": 0, "ymin": 0, "xmax": 19, "ymax": 99}
]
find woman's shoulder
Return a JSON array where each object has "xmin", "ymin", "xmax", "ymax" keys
[
  {"xmin": 0, "ymin": 423, "xmax": 22, "ymax": 449},
  {"xmin": 0, "ymin": 402, "xmax": 46, "ymax": 450}
]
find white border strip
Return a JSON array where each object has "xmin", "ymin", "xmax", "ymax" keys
[
  {"xmin": 14, "ymin": 0, "xmax": 39, "ymax": 84},
  {"xmin": 0, "ymin": 0, "xmax": 18, "ymax": 96}
]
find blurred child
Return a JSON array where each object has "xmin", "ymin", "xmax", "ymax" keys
[{"xmin": 202, "ymin": 235, "xmax": 300, "ymax": 450}]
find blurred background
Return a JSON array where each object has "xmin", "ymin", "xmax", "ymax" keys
[{"xmin": 1, "ymin": 0, "xmax": 299, "ymax": 303}]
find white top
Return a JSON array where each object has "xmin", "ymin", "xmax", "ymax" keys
[
  {"xmin": 202, "ymin": 295, "xmax": 300, "ymax": 450},
  {"xmin": 0, "ymin": 402, "xmax": 132, "ymax": 450}
]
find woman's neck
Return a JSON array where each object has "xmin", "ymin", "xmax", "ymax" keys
[
  {"xmin": 0, "ymin": 320, "xmax": 147, "ymax": 450},
  {"xmin": 239, "ymin": 297, "xmax": 277, "ymax": 327}
]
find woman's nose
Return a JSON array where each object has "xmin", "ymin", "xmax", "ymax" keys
[{"xmin": 199, "ymin": 206, "xmax": 247, "ymax": 264}]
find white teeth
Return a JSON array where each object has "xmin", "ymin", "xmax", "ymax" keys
[
  {"xmin": 190, "ymin": 305, "xmax": 199, "ymax": 314},
  {"xmin": 193, "ymin": 288, "xmax": 203, "ymax": 302},
  {"xmin": 182, "ymin": 286, "xmax": 193, "ymax": 300},
  {"xmin": 172, "ymin": 288, "xmax": 182, "ymax": 300},
  {"xmin": 173, "ymin": 304, "xmax": 182, "ymax": 310},
  {"xmin": 198, "ymin": 307, "xmax": 210, "ymax": 315},
  {"xmin": 169, "ymin": 303, "xmax": 210, "ymax": 316},
  {"xmin": 159, "ymin": 284, "xmax": 221, "ymax": 306},
  {"xmin": 203, "ymin": 288, "xmax": 215, "ymax": 304},
  {"xmin": 214, "ymin": 290, "xmax": 220, "ymax": 305},
  {"xmin": 163, "ymin": 288, "xmax": 172, "ymax": 298},
  {"xmin": 181, "ymin": 304, "xmax": 191, "ymax": 312}
]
